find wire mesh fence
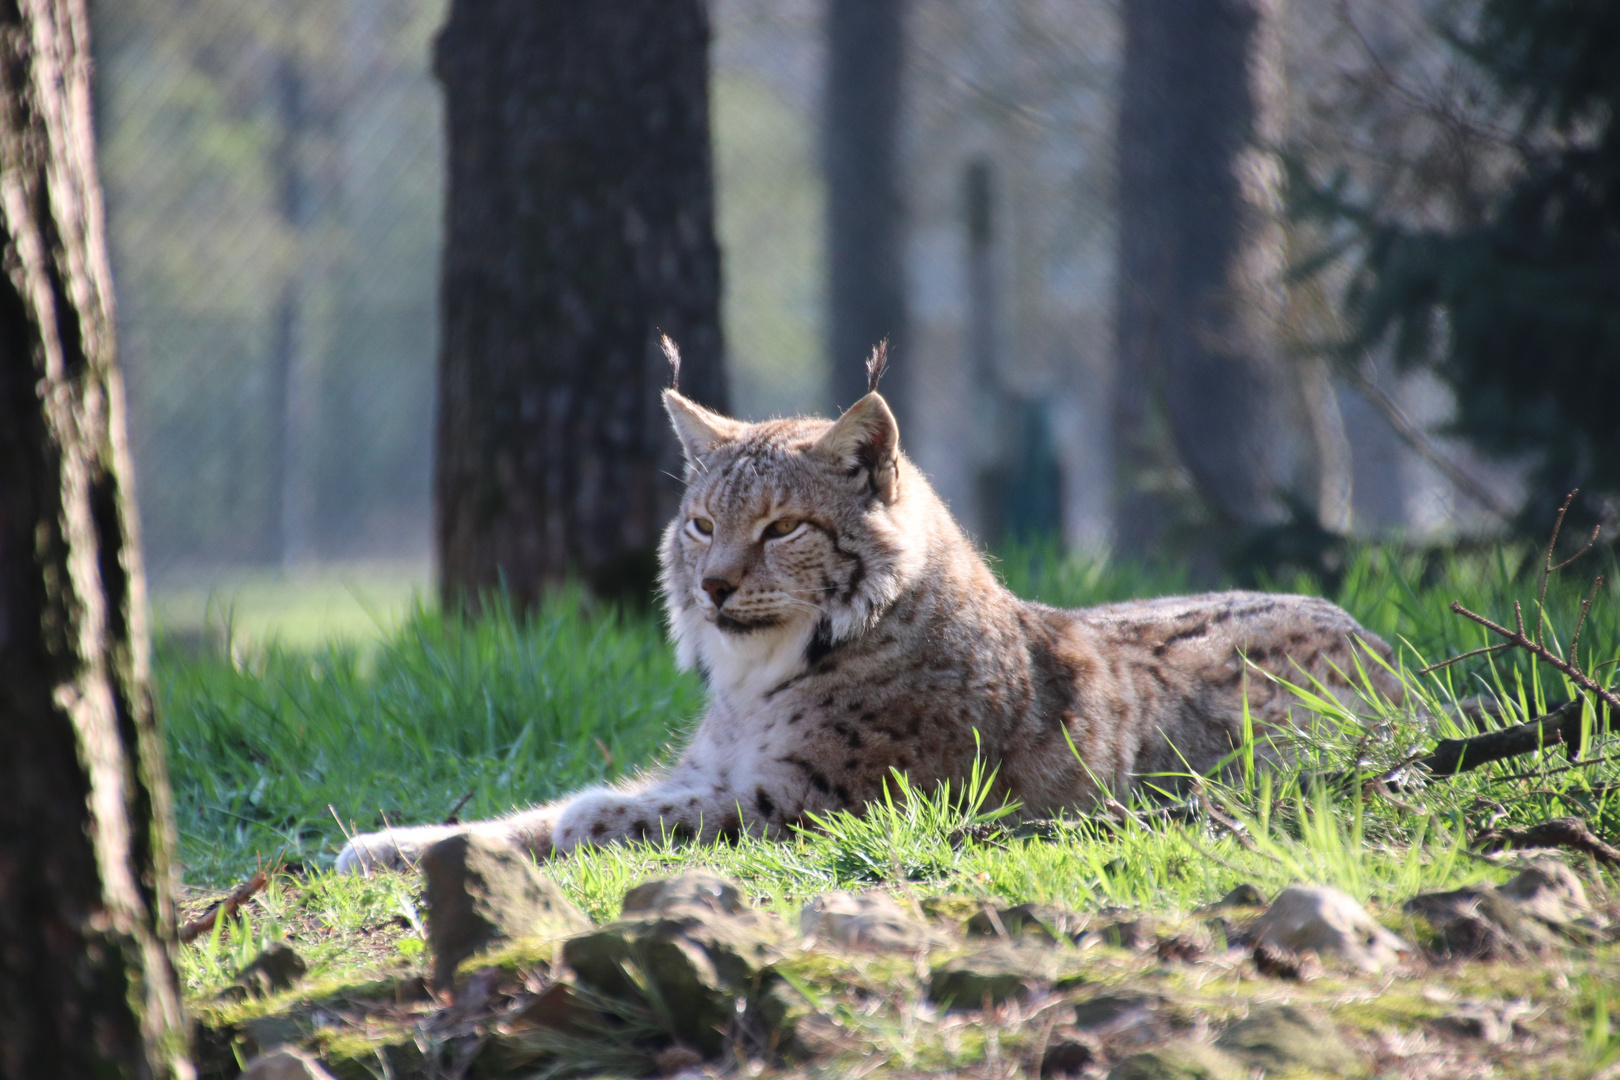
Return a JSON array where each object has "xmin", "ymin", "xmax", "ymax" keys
[{"xmin": 96, "ymin": 0, "xmax": 1516, "ymax": 616}]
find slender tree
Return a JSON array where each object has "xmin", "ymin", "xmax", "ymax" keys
[
  {"xmin": 433, "ymin": 0, "xmax": 727, "ymax": 611},
  {"xmin": 825, "ymin": 0, "xmax": 907, "ymax": 414},
  {"xmin": 0, "ymin": 1, "xmax": 191, "ymax": 1075},
  {"xmin": 1113, "ymin": 0, "xmax": 1316, "ymax": 551}
]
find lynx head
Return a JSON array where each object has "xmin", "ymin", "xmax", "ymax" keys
[{"xmin": 657, "ymin": 368, "xmax": 929, "ymax": 697}]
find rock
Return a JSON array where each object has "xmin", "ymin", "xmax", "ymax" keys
[
  {"xmin": 801, "ymin": 890, "xmax": 934, "ymax": 951},
  {"xmin": 1498, "ymin": 859, "xmax": 1591, "ymax": 924},
  {"xmin": 239, "ymin": 1048, "xmax": 339, "ymax": 1080},
  {"xmin": 1251, "ymin": 940, "xmax": 1321, "ymax": 981},
  {"xmin": 1072, "ymin": 993, "xmax": 1165, "ymax": 1045},
  {"xmin": 1106, "ymin": 1041, "xmax": 1245, "ymax": 1080},
  {"xmin": 223, "ymin": 943, "xmax": 307, "ymax": 1001},
  {"xmin": 623, "ymin": 872, "xmax": 747, "ymax": 917},
  {"xmin": 1211, "ymin": 883, "xmax": 1267, "ymax": 909},
  {"xmin": 927, "ymin": 950, "xmax": 1039, "ymax": 1008},
  {"xmin": 1084, "ymin": 916, "xmax": 1156, "ymax": 950},
  {"xmin": 654, "ymin": 1044, "xmax": 705, "ymax": 1076},
  {"xmin": 240, "ymin": 1016, "xmax": 309, "ymax": 1059},
  {"xmin": 1405, "ymin": 886, "xmax": 1554, "ymax": 960},
  {"xmin": 1041, "ymin": 1037, "xmax": 1094, "ymax": 1077},
  {"xmin": 1154, "ymin": 932, "xmax": 1207, "ymax": 964},
  {"xmin": 563, "ymin": 874, "xmax": 782, "ymax": 1055},
  {"xmin": 1249, "ymin": 885, "xmax": 1407, "ymax": 972},
  {"xmin": 508, "ymin": 982, "xmax": 594, "ymax": 1032},
  {"xmin": 1430, "ymin": 1000, "xmax": 1535, "ymax": 1045},
  {"xmin": 420, "ymin": 832, "xmax": 592, "ymax": 991},
  {"xmin": 965, "ymin": 902, "xmax": 1085, "ymax": 942},
  {"xmin": 1408, "ymin": 859, "xmax": 1597, "ymax": 960},
  {"xmin": 1215, "ymin": 1004, "xmax": 1364, "ymax": 1075}
]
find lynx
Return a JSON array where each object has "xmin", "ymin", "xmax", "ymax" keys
[{"xmin": 336, "ymin": 347, "xmax": 1399, "ymax": 873}]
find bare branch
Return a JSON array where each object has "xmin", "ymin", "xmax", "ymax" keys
[
  {"xmin": 1344, "ymin": 362, "xmax": 1515, "ymax": 520},
  {"xmin": 179, "ymin": 868, "xmax": 270, "ymax": 945},
  {"xmin": 1569, "ymin": 575, "xmax": 1604, "ymax": 677},
  {"xmin": 1449, "ymin": 601, "xmax": 1620, "ymax": 718},
  {"xmin": 1416, "ymin": 641, "xmax": 1511, "ymax": 676}
]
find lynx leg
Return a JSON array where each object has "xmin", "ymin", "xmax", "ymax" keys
[{"xmin": 335, "ymin": 805, "xmax": 563, "ymax": 874}]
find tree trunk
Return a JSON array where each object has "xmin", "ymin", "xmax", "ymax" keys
[
  {"xmin": 433, "ymin": 0, "xmax": 727, "ymax": 613},
  {"xmin": 824, "ymin": 0, "xmax": 907, "ymax": 414},
  {"xmin": 0, "ymin": 2, "xmax": 192, "ymax": 1076},
  {"xmin": 1113, "ymin": 0, "xmax": 1313, "ymax": 549}
]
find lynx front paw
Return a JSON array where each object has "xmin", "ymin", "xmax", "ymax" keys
[{"xmin": 334, "ymin": 825, "xmax": 461, "ymax": 874}]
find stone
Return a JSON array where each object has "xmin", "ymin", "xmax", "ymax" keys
[
  {"xmin": 801, "ymin": 890, "xmax": 934, "ymax": 951},
  {"xmin": 1430, "ymin": 1000, "xmax": 1535, "ymax": 1045},
  {"xmin": 927, "ymin": 950, "xmax": 1039, "ymax": 1008},
  {"xmin": 1210, "ymin": 883, "xmax": 1267, "ymax": 909},
  {"xmin": 1041, "ymin": 1037, "xmax": 1094, "ymax": 1077},
  {"xmin": 239, "ymin": 1048, "xmax": 339, "ymax": 1080},
  {"xmin": 1405, "ymin": 886, "xmax": 1554, "ymax": 960},
  {"xmin": 1249, "ymin": 885, "xmax": 1407, "ymax": 972},
  {"xmin": 964, "ymin": 902, "xmax": 1085, "ymax": 942},
  {"xmin": 563, "ymin": 875, "xmax": 782, "ymax": 1055},
  {"xmin": 223, "ymin": 943, "xmax": 307, "ymax": 1001},
  {"xmin": 1498, "ymin": 859, "xmax": 1591, "ymax": 924},
  {"xmin": 1072, "ymin": 993, "xmax": 1165, "ymax": 1045},
  {"xmin": 1215, "ymin": 1004, "xmax": 1364, "ymax": 1076},
  {"xmin": 508, "ymin": 982, "xmax": 594, "ymax": 1033},
  {"xmin": 420, "ymin": 832, "xmax": 592, "ymax": 991},
  {"xmin": 623, "ymin": 872, "xmax": 747, "ymax": 917},
  {"xmin": 1408, "ymin": 859, "xmax": 1597, "ymax": 960},
  {"xmin": 240, "ymin": 1016, "xmax": 309, "ymax": 1059},
  {"xmin": 1251, "ymin": 940, "xmax": 1321, "ymax": 980},
  {"xmin": 1085, "ymin": 917, "xmax": 1153, "ymax": 950},
  {"xmin": 1106, "ymin": 1041, "xmax": 1245, "ymax": 1080},
  {"xmin": 654, "ymin": 1044, "xmax": 705, "ymax": 1076}
]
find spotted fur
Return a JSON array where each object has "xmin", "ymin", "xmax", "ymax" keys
[{"xmin": 336, "ymin": 388, "xmax": 1400, "ymax": 872}]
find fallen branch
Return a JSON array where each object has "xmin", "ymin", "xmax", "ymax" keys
[
  {"xmin": 1473, "ymin": 816, "xmax": 1620, "ymax": 868},
  {"xmin": 1417, "ymin": 700, "xmax": 1593, "ymax": 778},
  {"xmin": 180, "ymin": 869, "xmax": 269, "ymax": 944}
]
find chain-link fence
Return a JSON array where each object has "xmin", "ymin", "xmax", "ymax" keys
[{"xmin": 97, "ymin": 0, "xmax": 1512, "ymax": 618}]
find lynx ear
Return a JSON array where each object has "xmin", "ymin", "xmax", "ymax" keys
[
  {"xmin": 663, "ymin": 389, "xmax": 743, "ymax": 463},
  {"xmin": 813, "ymin": 392, "xmax": 900, "ymax": 503}
]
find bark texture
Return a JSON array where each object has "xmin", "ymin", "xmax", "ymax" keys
[
  {"xmin": 0, "ymin": 2, "xmax": 191, "ymax": 1076},
  {"xmin": 1113, "ymin": 0, "xmax": 1312, "ymax": 548},
  {"xmin": 434, "ymin": 0, "xmax": 727, "ymax": 611},
  {"xmin": 825, "ymin": 0, "xmax": 907, "ymax": 414}
]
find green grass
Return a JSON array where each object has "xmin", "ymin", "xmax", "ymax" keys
[
  {"xmin": 150, "ymin": 559, "xmax": 431, "ymax": 651},
  {"xmin": 159, "ymin": 541, "xmax": 1620, "ymax": 904},
  {"xmin": 160, "ymin": 545, "xmax": 1620, "ymax": 1076}
]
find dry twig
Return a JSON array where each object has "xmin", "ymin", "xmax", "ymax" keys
[
  {"xmin": 180, "ymin": 868, "xmax": 270, "ymax": 944},
  {"xmin": 1473, "ymin": 816, "xmax": 1620, "ymax": 867}
]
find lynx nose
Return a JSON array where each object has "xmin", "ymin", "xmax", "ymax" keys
[{"xmin": 701, "ymin": 577, "xmax": 736, "ymax": 608}]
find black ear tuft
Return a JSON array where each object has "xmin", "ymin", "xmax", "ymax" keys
[
  {"xmin": 865, "ymin": 339, "xmax": 889, "ymax": 395},
  {"xmin": 660, "ymin": 333, "xmax": 681, "ymax": 392}
]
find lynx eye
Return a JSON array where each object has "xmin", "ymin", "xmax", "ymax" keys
[
  {"xmin": 689, "ymin": 517, "xmax": 714, "ymax": 537},
  {"xmin": 763, "ymin": 518, "xmax": 802, "ymax": 539}
]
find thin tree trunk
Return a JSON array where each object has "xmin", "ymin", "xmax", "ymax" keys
[
  {"xmin": 825, "ymin": 0, "xmax": 907, "ymax": 414},
  {"xmin": 434, "ymin": 0, "xmax": 726, "ymax": 612},
  {"xmin": 0, "ymin": 2, "xmax": 191, "ymax": 1076},
  {"xmin": 1113, "ymin": 0, "xmax": 1312, "ymax": 547}
]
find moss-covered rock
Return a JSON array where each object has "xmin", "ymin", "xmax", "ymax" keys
[
  {"xmin": 1107, "ymin": 1041, "xmax": 1245, "ymax": 1080},
  {"xmin": 421, "ymin": 833, "xmax": 591, "ymax": 991},
  {"xmin": 1214, "ymin": 1004, "xmax": 1365, "ymax": 1076},
  {"xmin": 562, "ymin": 874, "xmax": 785, "ymax": 1055}
]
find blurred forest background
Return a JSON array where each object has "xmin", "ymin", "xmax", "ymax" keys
[{"xmin": 93, "ymin": 0, "xmax": 1616, "ymax": 643}]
